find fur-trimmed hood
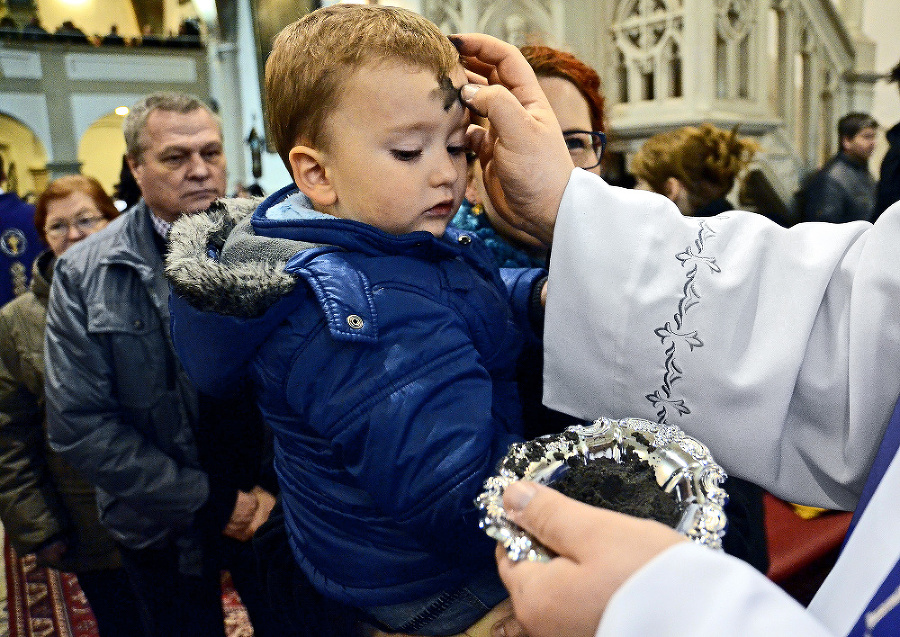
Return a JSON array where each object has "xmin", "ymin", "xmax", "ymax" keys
[
  {"xmin": 164, "ymin": 183, "xmax": 533, "ymax": 399},
  {"xmin": 165, "ymin": 188, "xmax": 326, "ymax": 396},
  {"xmin": 166, "ymin": 195, "xmax": 319, "ymax": 318},
  {"xmin": 166, "ymin": 185, "xmax": 468, "ymax": 319}
]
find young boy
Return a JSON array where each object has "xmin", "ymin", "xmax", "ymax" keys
[{"xmin": 165, "ymin": 5, "xmax": 545, "ymax": 635}]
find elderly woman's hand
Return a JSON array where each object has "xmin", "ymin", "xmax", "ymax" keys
[{"xmin": 453, "ymin": 33, "xmax": 574, "ymax": 245}]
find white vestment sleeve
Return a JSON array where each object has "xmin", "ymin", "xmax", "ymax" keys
[
  {"xmin": 544, "ymin": 169, "xmax": 900, "ymax": 509},
  {"xmin": 597, "ymin": 543, "xmax": 835, "ymax": 637}
]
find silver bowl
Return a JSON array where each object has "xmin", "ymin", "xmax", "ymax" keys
[{"xmin": 477, "ymin": 417, "xmax": 729, "ymax": 562}]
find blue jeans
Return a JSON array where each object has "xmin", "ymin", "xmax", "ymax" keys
[{"xmin": 362, "ymin": 567, "xmax": 509, "ymax": 636}]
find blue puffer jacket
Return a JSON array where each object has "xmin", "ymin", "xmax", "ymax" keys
[{"xmin": 165, "ymin": 185, "xmax": 544, "ymax": 607}]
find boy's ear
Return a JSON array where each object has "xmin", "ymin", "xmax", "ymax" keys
[{"xmin": 288, "ymin": 145, "xmax": 337, "ymax": 207}]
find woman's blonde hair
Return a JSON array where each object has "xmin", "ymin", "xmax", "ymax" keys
[
  {"xmin": 265, "ymin": 4, "xmax": 459, "ymax": 170},
  {"xmin": 630, "ymin": 124, "xmax": 759, "ymax": 210}
]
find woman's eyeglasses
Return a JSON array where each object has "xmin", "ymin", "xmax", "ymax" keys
[
  {"xmin": 563, "ymin": 131, "xmax": 606, "ymax": 170},
  {"xmin": 45, "ymin": 216, "xmax": 105, "ymax": 238}
]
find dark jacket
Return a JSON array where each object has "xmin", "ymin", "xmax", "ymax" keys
[
  {"xmin": 166, "ymin": 186, "xmax": 543, "ymax": 607},
  {"xmin": 874, "ymin": 122, "xmax": 900, "ymax": 220},
  {"xmin": 0, "ymin": 251, "xmax": 120, "ymax": 571},
  {"xmin": 800, "ymin": 152, "xmax": 876, "ymax": 223},
  {"xmin": 693, "ymin": 198, "xmax": 733, "ymax": 218},
  {"xmin": 44, "ymin": 202, "xmax": 267, "ymax": 574}
]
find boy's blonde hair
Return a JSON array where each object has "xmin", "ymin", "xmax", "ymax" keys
[{"xmin": 265, "ymin": 4, "xmax": 459, "ymax": 170}]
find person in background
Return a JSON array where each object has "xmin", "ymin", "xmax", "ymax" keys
[
  {"xmin": 44, "ymin": 93, "xmax": 279, "ymax": 637},
  {"xmin": 54, "ymin": 20, "xmax": 89, "ymax": 44},
  {"xmin": 0, "ymin": 16, "xmax": 19, "ymax": 37},
  {"xmin": 21, "ymin": 16, "xmax": 49, "ymax": 41},
  {"xmin": 737, "ymin": 165, "xmax": 797, "ymax": 227},
  {"xmin": 113, "ymin": 154, "xmax": 142, "ymax": 211},
  {"xmin": 0, "ymin": 156, "xmax": 42, "ymax": 306},
  {"xmin": 630, "ymin": 124, "xmax": 758, "ymax": 217},
  {"xmin": 0, "ymin": 175, "xmax": 142, "ymax": 636},
  {"xmin": 874, "ymin": 58, "xmax": 900, "ymax": 220},
  {"xmin": 102, "ymin": 24, "xmax": 125, "ymax": 46},
  {"xmin": 452, "ymin": 32, "xmax": 900, "ymax": 637},
  {"xmin": 798, "ymin": 112, "xmax": 878, "ymax": 223}
]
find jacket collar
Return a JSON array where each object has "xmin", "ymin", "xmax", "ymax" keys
[
  {"xmin": 253, "ymin": 184, "xmax": 465, "ymax": 262},
  {"xmin": 29, "ymin": 250, "xmax": 55, "ymax": 301},
  {"xmin": 98, "ymin": 200, "xmax": 164, "ymax": 283}
]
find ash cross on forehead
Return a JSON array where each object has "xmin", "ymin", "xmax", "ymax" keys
[{"xmin": 439, "ymin": 76, "xmax": 462, "ymax": 112}]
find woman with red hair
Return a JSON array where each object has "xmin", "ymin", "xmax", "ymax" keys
[
  {"xmin": 520, "ymin": 44, "xmax": 606, "ymax": 137},
  {"xmin": 457, "ymin": 44, "xmax": 607, "ymax": 269},
  {"xmin": 0, "ymin": 175, "xmax": 141, "ymax": 636}
]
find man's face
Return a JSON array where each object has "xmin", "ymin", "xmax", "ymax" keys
[
  {"xmin": 311, "ymin": 62, "xmax": 469, "ymax": 237},
  {"xmin": 128, "ymin": 108, "xmax": 227, "ymax": 223},
  {"xmin": 842, "ymin": 126, "xmax": 878, "ymax": 163}
]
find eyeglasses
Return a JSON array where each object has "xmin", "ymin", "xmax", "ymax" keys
[
  {"xmin": 45, "ymin": 216, "xmax": 105, "ymax": 238},
  {"xmin": 563, "ymin": 131, "xmax": 606, "ymax": 170}
]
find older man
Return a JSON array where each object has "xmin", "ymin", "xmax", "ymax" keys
[{"xmin": 44, "ymin": 93, "xmax": 278, "ymax": 637}]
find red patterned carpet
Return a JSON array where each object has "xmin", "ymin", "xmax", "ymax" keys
[{"xmin": 4, "ymin": 538, "xmax": 253, "ymax": 637}]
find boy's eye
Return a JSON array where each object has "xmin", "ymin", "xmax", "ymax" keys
[
  {"xmin": 447, "ymin": 145, "xmax": 466, "ymax": 156},
  {"xmin": 390, "ymin": 149, "xmax": 421, "ymax": 161}
]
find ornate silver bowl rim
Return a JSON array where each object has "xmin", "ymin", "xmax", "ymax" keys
[{"xmin": 477, "ymin": 417, "xmax": 729, "ymax": 562}]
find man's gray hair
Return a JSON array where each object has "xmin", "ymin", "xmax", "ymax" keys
[{"xmin": 123, "ymin": 92, "xmax": 221, "ymax": 162}]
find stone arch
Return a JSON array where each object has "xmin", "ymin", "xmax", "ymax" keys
[
  {"xmin": 0, "ymin": 112, "xmax": 49, "ymax": 199},
  {"xmin": 77, "ymin": 111, "xmax": 129, "ymax": 196}
]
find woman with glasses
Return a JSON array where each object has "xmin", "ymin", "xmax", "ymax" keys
[
  {"xmin": 0, "ymin": 175, "xmax": 141, "ymax": 636},
  {"xmin": 523, "ymin": 44, "xmax": 606, "ymax": 175},
  {"xmin": 454, "ymin": 44, "xmax": 606, "ymax": 269},
  {"xmin": 631, "ymin": 123, "xmax": 759, "ymax": 218},
  {"xmin": 452, "ymin": 45, "xmax": 608, "ymax": 446}
]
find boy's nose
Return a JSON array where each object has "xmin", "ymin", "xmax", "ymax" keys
[{"xmin": 430, "ymin": 152, "xmax": 461, "ymax": 187}]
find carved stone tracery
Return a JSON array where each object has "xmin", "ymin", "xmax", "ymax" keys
[
  {"xmin": 423, "ymin": 0, "xmax": 560, "ymax": 47},
  {"xmin": 611, "ymin": 0, "xmax": 684, "ymax": 102}
]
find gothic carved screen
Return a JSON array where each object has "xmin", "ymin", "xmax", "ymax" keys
[{"xmin": 612, "ymin": 0, "xmax": 684, "ymax": 103}]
